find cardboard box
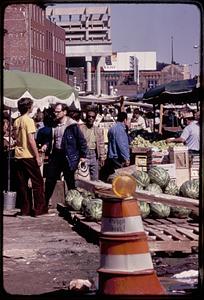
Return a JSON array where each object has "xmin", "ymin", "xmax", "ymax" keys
[
  {"xmin": 148, "ymin": 163, "xmax": 176, "ymax": 179},
  {"xmin": 176, "ymin": 168, "xmax": 190, "ymax": 188}
]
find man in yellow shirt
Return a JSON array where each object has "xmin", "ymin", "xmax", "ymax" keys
[{"xmin": 13, "ymin": 98, "xmax": 47, "ymax": 217}]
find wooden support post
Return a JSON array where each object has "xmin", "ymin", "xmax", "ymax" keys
[{"xmin": 159, "ymin": 104, "xmax": 163, "ymax": 134}]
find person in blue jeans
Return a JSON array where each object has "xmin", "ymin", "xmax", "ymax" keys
[{"xmin": 107, "ymin": 111, "xmax": 130, "ymax": 176}]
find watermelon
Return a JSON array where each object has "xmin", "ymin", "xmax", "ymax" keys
[
  {"xmin": 145, "ymin": 183, "xmax": 163, "ymax": 194},
  {"xmin": 148, "ymin": 166, "xmax": 170, "ymax": 188},
  {"xmin": 189, "ymin": 209, "xmax": 199, "ymax": 221},
  {"xmin": 150, "ymin": 202, "xmax": 171, "ymax": 218},
  {"xmin": 65, "ymin": 189, "xmax": 83, "ymax": 210},
  {"xmin": 132, "ymin": 170, "xmax": 150, "ymax": 188},
  {"xmin": 84, "ymin": 198, "xmax": 103, "ymax": 221},
  {"xmin": 180, "ymin": 180, "xmax": 199, "ymax": 199},
  {"xmin": 138, "ymin": 201, "xmax": 150, "ymax": 218},
  {"xmin": 77, "ymin": 188, "xmax": 95, "ymax": 199},
  {"xmin": 81, "ymin": 197, "xmax": 91, "ymax": 215},
  {"xmin": 136, "ymin": 184, "xmax": 144, "ymax": 191},
  {"xmin": 164, "ymin": 180, "xmax": 179, "ymax": 195},
  {"xmin": 170, "ymin": 206, "xmax": 191, "ymax": 218}
]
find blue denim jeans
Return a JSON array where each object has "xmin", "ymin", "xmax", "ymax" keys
[{"xmin": 87, "ymin": 149, "xmax": 99, "ymax": 181}]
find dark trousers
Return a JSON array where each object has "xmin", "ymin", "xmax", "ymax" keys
[
  {"xmin": 15, "ymin": 158, "xmax": 47, "ymax": 216},
  {"xmin": 45, "ymin": 149, "xmax": 75, "ymax": 205},
  {"xmin": 100, "ymin": 157, "xmax": 123, "ymax": 182}
]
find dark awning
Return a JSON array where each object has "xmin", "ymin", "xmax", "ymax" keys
[{"xmin": 143, "ymin": 78, "xmax": 199, "ymax": 104}]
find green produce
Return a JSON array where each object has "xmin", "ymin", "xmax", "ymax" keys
[
  {"xmin": 136, "ymin": 184, "xmax": 144, "ymax": 191},
  {"xmin": 65, "ymin": 189, "xmax": 83, "ymax": 211},
  {"xmin": 81, "ymin": 197, "xmax": 91, "ymax": 215},
  {"xmin": 150, "ymin": 202, "xmax": 171, "ymax": 218},
  {"xmin": 138, "ymin": 201, "xmax": 150, "ymax": 218},
  {"xmin": 145, "ymin": 183, "xmax": 163, "ymax": 194},
  {"xmin": 148, "ymin": 166, "xmax": 170, "ymax": 188},
  {"xmin": 180, "ymin": 180, "xmax": 199, "ymax": 199},
  {"xmin": 130, "ymin": 135, "xmax": 183, "ymax": 151},
  {"xmin": 170, "ymin": 206, "xmax": 191, "ymax": 218},
  {"xmin": 84, "ymin": 198, "xmax": 103, "ymax": 221},
  {"xmin": 77, "ymin": 188, "xmax": 95, "ymax": 199},
  {"xmin": 164, "ymin": 180, "xmax": 179, "ymax": 195},
  {"xmin": 132, "ymin": 170, "xmax": 150, "ymax": 188}
]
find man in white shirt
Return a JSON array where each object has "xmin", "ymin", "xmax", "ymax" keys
[
  {"xmin": 166, "ymin": 112, "xmax": 200, "ymax": 155},
  {"xmin": 130, "ymin": 108, "xmax": 146, "ymax": 130}
]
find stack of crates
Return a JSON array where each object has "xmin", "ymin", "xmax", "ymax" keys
[
  {"xmin": 135, "ymin": 154, "xmax": 147, "ymax": 171},
  {"xmin": 147, "ymin": 149, "xmax": 169, "ymax": 166},
  {"xmin": 189, "ymin": 154, "xmax": 200, "ymax": 180},
  {"xmin": 131, "ymin": 147, "xmax": 148, "ymax": 172}
]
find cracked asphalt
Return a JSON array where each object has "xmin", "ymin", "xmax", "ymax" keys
[{"xmin": 3, "ymin": 210, "xmax": 99, "ymax": 296}]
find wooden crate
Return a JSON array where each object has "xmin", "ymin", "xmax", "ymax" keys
[
  {"xmin": 169, "ymin": 146, "xmax": 189, "ymax": 169},
  {"xmin": 136, "ymin": 166, "xmax": 147, "ymax": 172},
  {"xmin": 190, "ymin": 167, "xmax": 199, "ymax": 180},
  {"xmin": 135, "ymin": 155, "xmax": 147, "ymax": 166}
]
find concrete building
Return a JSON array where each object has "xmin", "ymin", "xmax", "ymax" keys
[
  {"xmin": 46, "ymin": 6, "xmax": 112, "ymax": 93},
  {"xmin": 99, "ymin": 54, "xmax": 191, "ymax": 96},
  {"xmin": 4, "ymin": 4, "xmax": 66, "ymax": 82}
]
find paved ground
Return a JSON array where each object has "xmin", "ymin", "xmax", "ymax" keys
[
  {"xmin": 3, "ymin": 210, "xmax": 99, "ymax": 296},
  {"xmin": 2, "ymin": 209, "xmax": 199, "ymax": 298}
]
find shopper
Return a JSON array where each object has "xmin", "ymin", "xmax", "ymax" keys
[
  {"xmin": 43, "ymin": 103, "xmax": 87, "ymax": 206},
  {"xmin": 80, "ymin": 106, "xmax": 106, "ymax": 181},
  {"xmin": 13, "ymin": 97, "xmax": 47, "ymax": 217},
  {"xmin": 107, "ymin": 111, "xmax": 130, "ymax": 176}
]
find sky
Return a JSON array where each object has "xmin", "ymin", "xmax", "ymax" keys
[{"xmin": 53, "ymin": 2, "xmax": 201, "ymax": 77}]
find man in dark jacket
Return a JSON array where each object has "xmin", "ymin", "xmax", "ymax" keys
[{"xmin": 42, "ymin": 103, "xmax": 87, "ymax": 207}]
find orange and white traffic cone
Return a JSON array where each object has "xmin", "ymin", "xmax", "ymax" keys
[{"xmin": 98, "ymin": 195, "xmax": 166, "ymax": 295}]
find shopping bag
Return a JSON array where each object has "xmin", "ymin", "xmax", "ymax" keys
[{"xmin": 75, "ymin": 161, "xmax": 90, "ymax": 181}]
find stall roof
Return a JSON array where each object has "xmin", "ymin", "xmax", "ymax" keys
[{"xmin": 143, "ymin": 78, "xmax": 199, "ymax": 104}]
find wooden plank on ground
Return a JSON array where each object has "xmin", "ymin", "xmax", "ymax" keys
[
  {"xmin": 148, "ymin": 240, "xmax": 197, "ymax": 253},
  {"xmin": 143, "ymin": 219, "xmax": 163, "ymax": 225},
  {"xmin": 57, "ymin": 202, "xmax": 198, "ymax": 253},
  {"xmin": 148, "ymin": 224, "xmax": 190, "ymax": 241},
  {"xmin": 171, "ymin": 226, "xmax": 199, "ymax": 241},
  {"xmin": 144, "ymin": 226, "xmax": 172, "ymax": 241}
]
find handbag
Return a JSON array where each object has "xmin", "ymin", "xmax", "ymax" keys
[{"xmin": 75, "ymin": 161, "xmax": 90, "ymax": 180}]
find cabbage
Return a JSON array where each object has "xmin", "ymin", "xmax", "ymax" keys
[{"xmin": 84, "ymin": 199, "xmax": 103, "ymax": 221}]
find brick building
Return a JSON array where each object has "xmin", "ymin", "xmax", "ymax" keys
[{"xmin": 4, "ymin": 4, "xmax": 66, "ymax": 82}]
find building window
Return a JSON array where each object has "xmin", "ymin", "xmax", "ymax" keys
[{"xmin": 148, "ymin": 79, "xmax": 158, "ymax": 89}]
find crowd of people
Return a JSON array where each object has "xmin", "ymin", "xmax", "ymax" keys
[{"xmin": 2, "ymin": 98, "xmax": 200, "ymax": 217}]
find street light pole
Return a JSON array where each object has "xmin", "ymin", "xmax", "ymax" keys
[{"xmin": 193, "ymin": 44, "xmax": 200, "ymax": 78}]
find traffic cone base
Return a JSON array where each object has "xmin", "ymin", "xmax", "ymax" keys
[
  {"xmin": 99, "ymin": 195, "xmax": 166, "ymax": 295},
  {"xmin": 98, "ymin": 271, "xmax": 166, "ymax": 295}
]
